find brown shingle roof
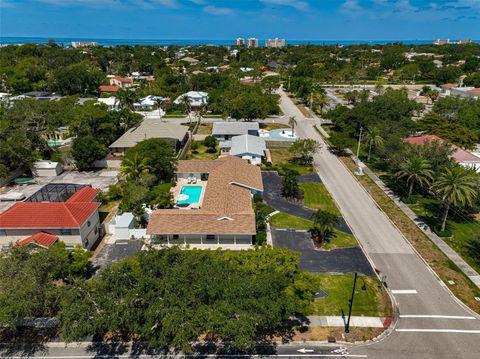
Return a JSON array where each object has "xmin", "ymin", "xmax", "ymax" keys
[{"xmin": 147, "ymin": 156, "xmax": 263, "ymax": 235}]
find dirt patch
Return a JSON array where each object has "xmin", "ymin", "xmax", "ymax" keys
[{"xmin": 275, "ymin": 327, "xmax": 384, "ymax": 343}]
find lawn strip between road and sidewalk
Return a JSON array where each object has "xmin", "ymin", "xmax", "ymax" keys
[{"xmin": 339, "ymin": 155, "xmax": 480, "ymax": 314}]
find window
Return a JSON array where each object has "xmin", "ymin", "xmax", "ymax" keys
[
  {"xmin": 0, "ymin": 229, "xmax": 6, "ymax": 236},
  {"xmin": 172, "ymin": 234, "xmax": 179, "ymax": 240},
  {"xmin": 206, "ymin": 234, "xmax": 215, "ymax": 241},
  {"xmin": 87, "ymin": 220, "xmax": 91, "ymax": 227},
  {"xmin": 60, "ymin": 228, "xmax": 72, "ymax": 235}
]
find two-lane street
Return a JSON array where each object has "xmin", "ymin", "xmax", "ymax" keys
[{"xmin": 276, "ymin": 87, "xmax": 480, "ymax": 359}]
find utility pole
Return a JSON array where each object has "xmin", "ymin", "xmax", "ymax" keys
[
  {"xmin": 345, "ymin": 272, "xmax": 358, "ymax": 333},
  {"xmin": 355, "ymin": 127, "xmax": 364, "ymax": 176},
  {"xmin": 288, "ymin": 75, "xmax": 291, "ymax": 91}
]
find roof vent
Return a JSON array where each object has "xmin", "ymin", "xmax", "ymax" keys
[{"xmin": 217, "ymin": 216, "xmax": 233, "ymax": 221}]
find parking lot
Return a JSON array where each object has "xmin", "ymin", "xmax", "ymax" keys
[{"xmin": 0, "ymin": 169, "xmax": 119, "ymax": 212}]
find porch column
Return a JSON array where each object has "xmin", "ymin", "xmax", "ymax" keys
[
  {"xmin": 234, "ymin": 235, "xmax": 236, "ymax": 245},
  {"xmin": 217, "ymin": 235, "xmax": 220, "ymax": 245},
  {"xmin": 167, "ymin": 236, "xmax": 170, "ymax": 245},
  {"xmin": 184, "ymin": 235, "xmax": 186, "ymax": 245}
]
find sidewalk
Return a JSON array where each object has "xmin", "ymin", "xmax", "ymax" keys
[
  {"xmin": 307, "ymin": 315, "xmax": 388, "ymax": 328},
  {"xmin": 361, "ymin": 165, "xmax": 480, "ymax": 289}
]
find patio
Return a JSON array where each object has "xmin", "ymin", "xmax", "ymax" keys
[{"xmin": 171, "ymin": 178, "xmax": 207, "ymax": 209}]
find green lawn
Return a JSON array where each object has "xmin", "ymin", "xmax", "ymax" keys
[
  {"xmin": 185, "ymin": 141, "xmax": 218, "ymax": 160},
  {"xmin": 407, "ymin": 195, "xmax": 480, "ymax": 273},
  {"xmin": 269, "ymin": 149, "xmax": 315, "ymax": 175},
  {"xmin": 269, "ymin": 212, "xmax": 312, "ymax": 230},
  {"xmin": 269, "ymin": 212, "xmax": 358, "ymax": 250},
  {"xmin": 260, "ymin": 123, "xmax": 290, "ymax": 131},
  {"xmin": 196, "ymin": 123, "xmax": 212, "ymax": 135},
  {"xmin": 313, "ymin": 274, "xmax": 392, "ymax": 317},
  {"xmin": 300, "ymin": 182, "xmax": 341, "ymax": 216}
]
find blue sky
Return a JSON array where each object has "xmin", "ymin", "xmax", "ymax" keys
[{"xmin": 1, "ymin": 0, "xmax": 479, "ymax": 40}]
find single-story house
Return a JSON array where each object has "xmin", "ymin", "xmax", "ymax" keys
[
  {"xmin": 0, "ymin": 186, "xmax": 101, "ymax": 250},
  {"xmin": 450, "ymin": 87, "xmax": 480, "ymax": 99},
  {"xmin": 134, "ymin": 95, "xmax": 169, "ymax": 112},
  {"xmin": 110, "ymin": 76, "xmax": 134, "ymax": 89},
  {"xmin": 99, "ymin": 85, "xmax": 120, "ymax": 93},
  {"xmin": 404, "ymin": 135, "xmax": 480, "ymax": 172},
  {"xmin": 439, "ymin": 83, "xmax": 456, "ymax": 95},
  {"xmin": 32, "ymin": 160, "xmax": 63, "ymax": 177},
  {"xmin": 212, "ymin": 121, "xmax": 259, "ymax": 141},
  {"xmin": 147, "ymin": 156, "xmax": 263, "ymax": 247},
  {"xmin": 181, "ymin": 57, "xmax": 200, "ymax": 65},
  {"xmin": 109, "ymin": 212, "xmax": 136, "ymax": 240},
  {"xmin": 174, "ymin": 91, "xmax": 208, "ymax": 108},
  {"xmin": 17, "ymin": 232, "xmax": 59, "ymax": 249},
  {"xmin": 109, "ymin": 119, "xmax": 189, "ymax": 156},
  {"xmin": 228, "ymin": 135, "xmax": 266, "ymax": 165},
  {"xmin": 97, "ymin": 96, "xmax": 119, "ymax": 111}
]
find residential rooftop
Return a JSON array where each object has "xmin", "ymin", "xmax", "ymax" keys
[{"xmin": 212, "ymin": 122, "xmax": 259, "ymax": 136}]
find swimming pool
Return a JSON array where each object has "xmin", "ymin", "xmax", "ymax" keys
[
  {"xmin": 259, "ymin": 128, "xmax": 297, "ymax": 141},
  {"xmin": 176, "ymin": 186, "xmax": 203, "ymax": 205}
]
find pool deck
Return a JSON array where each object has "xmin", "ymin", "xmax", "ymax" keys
[{"xmin": 172, "ymin": 179, "xmax": 207, "ymax": 209}]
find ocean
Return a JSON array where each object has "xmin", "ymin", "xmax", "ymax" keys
[{"xmin": 1, "ymin": 37, "xmax": 473, "ymax": 47}]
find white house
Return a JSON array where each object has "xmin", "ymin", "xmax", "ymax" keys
[
  {"xmin": 174, "ymin": 91, "xmax": 208, "ymax": 108},
  {"xmin": 228, "ymin": 135, "xmax": 266, "ymax": 165},
  {"xmin": 97, "ymin": 97, "xmax": 120, "ymax": 111},
  {"xmin": 134, "ymin": 95, "xmax": 168, "ymax": 113}
]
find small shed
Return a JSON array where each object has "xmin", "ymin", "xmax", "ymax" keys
[
  {"xmin": 32, "ymin": 160, "xmax": 63, "ymax": 177},
  {"xmin": 111, "ymin": 212, "xmax": 136, "ymax": 240}
]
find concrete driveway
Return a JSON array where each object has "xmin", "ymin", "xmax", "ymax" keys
[{"xmin": 271, "ymin": 229, "xmax": 374, "ymax": 275}]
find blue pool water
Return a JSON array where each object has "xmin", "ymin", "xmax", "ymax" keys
[
  {"xmin": 261, "ymin": 128, "xmax": 297, "ymax": 142},
  {"xmin": 176, "ymin": 186, "xmax": 203, "ymax": 205},
  {"xmin": 47, "ymin": 140, "xmax": 63, "ymax": 147}
]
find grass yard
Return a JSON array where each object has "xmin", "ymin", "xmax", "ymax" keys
[
  {"xmin": 300, "ymin": 182, "xmax": 341, "ymax": 216},
  {"xmin": 269, "ymin": 212, "xmax": 312, "ymax": 231},
  {"xmin": 186, "ymin": 141, "xmax": 218, "ymax": 160},
  {"xmin": 406, "ymin": 195, "xmax": 480, "ymax": 273},
  {"xmin": 340, "ymin": 156, "xmax": 480, "ymax": 314},
  {"xmin": 196, "ymin": 123, "xmax": 212, "ymax": 135},
  {"xmin": 270, "ymin": 149, "xmax": 315, "ymax": 175},
  {"xmin": 313, "ymin": 274, "xmax": 392, "ymax": 317},
  {"xmin": 260, "ymin": 122, "xmax": 290, "ymax": 131},
  {"xmin": 269, "ymin": 212, "xmax": 358, "ymax": 249}
]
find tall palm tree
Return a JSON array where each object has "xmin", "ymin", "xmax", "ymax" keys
[
  {"xmin": 433, "ymin": 166, "xmax": 479, "ymax": 232},
  {"xmin": 364, "ymin": 127, "xmax": 384, "ymax": 161},
  {"xmin": 154, "ymin": 97, "xmax": 164, "ymax": 119},
  {"xmin": 121, "ymin": 152, "xmax": 152, "ymax": 181},
  {"xmin": 312, "ymin": 91, "xmax": 329, "ymax": 113},
  {"xmin": 288, "ymin": 116, "xmax": 297, "ymax": 136},
  {"xmin": 396, "ymin": 156, "xmax": 434, "ymax": 197}
]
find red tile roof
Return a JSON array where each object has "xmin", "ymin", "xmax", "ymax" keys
[
  {"xmin": 468, "ymin": 88, "xmax": 480, "ymax": 94},
  {"xmin": 404, "ymin": 135, "xmax": 480, "ymax": 164},
  {"xmin": 17, "ymin": 232, "xmax": 58, "ymax": 248},
  {"xmin": 99, "ymin": 85, "xmax": 119, "ymax": 92},
  {"xmin": 114, "ymin": 76, "xmax": 133, "ymax": 83},
  {"xmin": 440, "ymin": 83, "xmax": 456, "ymax": 88},
  {"xmin": 66, "ymin": 186, "xmax": 98, "ymax": 203},
  {"xmin": 0, "ymin": 202, "xmax": 100, "ymax": 228}
]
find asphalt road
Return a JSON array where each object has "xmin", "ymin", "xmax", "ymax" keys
[{"xmin": 276, "ymin": 87, "xmax": 480, "ymax": 359}]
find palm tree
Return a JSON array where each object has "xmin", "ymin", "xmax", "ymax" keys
[
  {"xmin": 154, "ymin": 97, "xmax": 164, "ymax": 119},
  {"xmin": 364, "ymin": 128, "xmax": 384, "ymax": 161},
  {"xmin": 396, "ymin": 156, "xmax": 434, "ymax": 197},
  {"xmin": 310, "ymin": 210, "xmax": 339, "ymax": 246},
  {"xmin": 433, "ymin": 166, "xmax": 479, "ymax": 232},
  {"xmin": 121, "ymin": 152, "xmax": 152, "ymax": 181},
  {"xmin": 288, "ymin": 116, "xmax": 297, "ymax": 136},
  {"xmin": 115, "ymin": 89, "xmax": 138, "ymax": 111},
  {"xmin": 312, "ymin": 92, "xmax": 329, "ymax": 113}
]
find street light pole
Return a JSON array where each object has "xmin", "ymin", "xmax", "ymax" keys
[
  {"xmin": 345, "ymin": 272, "xmax": 358, "ymax": 333},
  {"xmin": 356, "ymin": 126, "xmax": 363, "ymax": 161}
]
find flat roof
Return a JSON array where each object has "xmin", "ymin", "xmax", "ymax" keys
[{"xmin": 212, "ymin": 122, "xmax": 259, "ymax": 136}]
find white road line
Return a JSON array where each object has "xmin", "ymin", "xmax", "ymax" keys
[
  {"xmin": 400, "ymin": 315, "xmax": 476, "ymax": 320},
  {"xmin": 391, "ymin": 289, "xmax": 418, "ymax": 294},
  {"xmin": 396, "ymin": 329, "xmax": 480, "ymax": 334}
]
